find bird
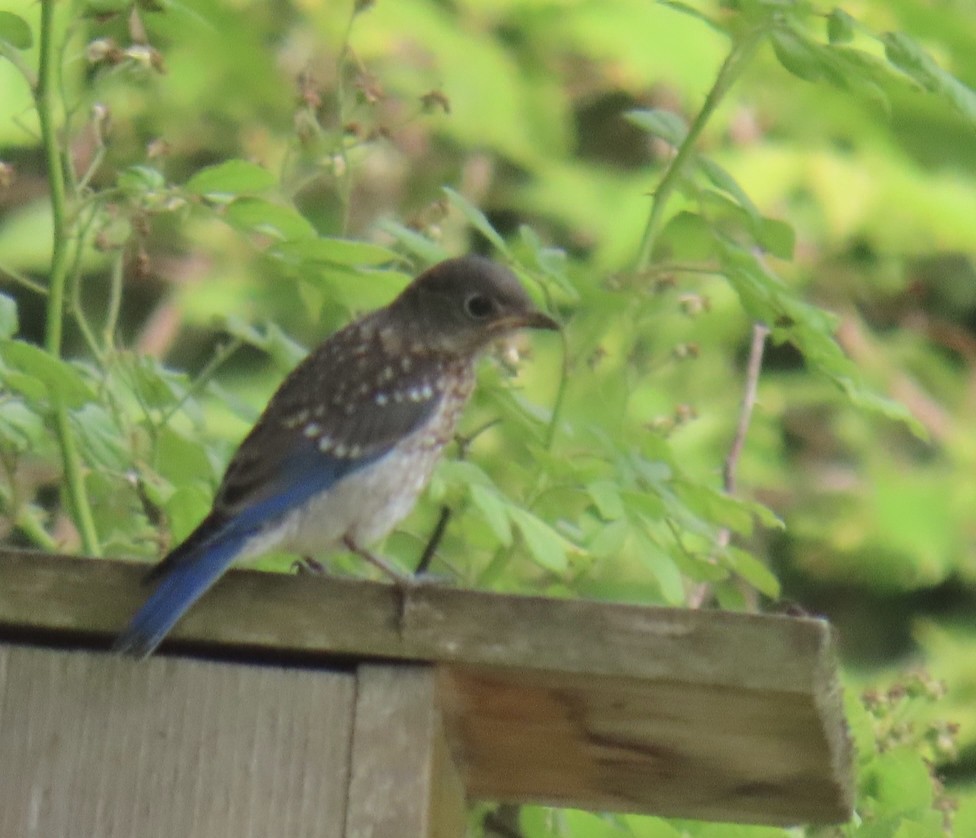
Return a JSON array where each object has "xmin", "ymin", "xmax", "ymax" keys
[{"xmin": 114, "ymin": 255, "xmax": 559, "ymax": 657}]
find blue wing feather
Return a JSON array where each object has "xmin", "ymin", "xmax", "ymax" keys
[{"xmin": 115, "ymin": 444, "xmax": 384, "ymax": 658}]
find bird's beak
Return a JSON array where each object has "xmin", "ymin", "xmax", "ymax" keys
[{"xmin": 517, "ymin": 310, "xmax": 560, "ymax": 331}]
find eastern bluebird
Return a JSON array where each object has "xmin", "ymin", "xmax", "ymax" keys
[{"xmin": 114, "ymin": 255, "xmax": 558, "ymax": 657}]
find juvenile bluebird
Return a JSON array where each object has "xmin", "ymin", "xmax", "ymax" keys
[{"xmin": 114, "ymin": 255, "xmax": 558, "ymax": 657}]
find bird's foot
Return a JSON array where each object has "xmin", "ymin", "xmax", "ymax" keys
[
  {"xmin": 292, "ymin": 556, "xmax": 329, "ymax": 576},
  {"xmin": 410, "ymin": 569, "xmax": 454, "ymax": 586}
]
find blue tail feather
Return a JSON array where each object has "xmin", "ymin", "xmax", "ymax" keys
[{"xmin": 114, "ymin": 531, "xmax": 250, "ymax": 658}]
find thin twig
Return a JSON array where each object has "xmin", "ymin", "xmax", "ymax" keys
[
  {"xmin": 0, "ymin": 264, "xmax": 49, "ymax": 296},
  {"xmin": 158, "ymin": 338, "xmax": 244, "ymax": 426},
  {"xmin": 688, "ymin": 321, "xmax": 768, "ymax": 609},
  {"xmin": 723, "ymin": 322, "xmax": 769, "ymax": 498}
]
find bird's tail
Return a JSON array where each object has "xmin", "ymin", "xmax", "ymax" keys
[{"xmin": 113, "ymin": 532, "xmax": 247, "ymax": 659}]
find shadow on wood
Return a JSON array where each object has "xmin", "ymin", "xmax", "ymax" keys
[{"xmin": 0, "ymin": 548, "xmax": 854, "ymax": 834}]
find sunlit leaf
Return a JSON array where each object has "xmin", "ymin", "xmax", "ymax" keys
[
  {"xmin": 725, "ymin": 546, "xmax": 781, "ymax": 598},
  {"xmin": 469, "ymin": 484, "xmax": 513, "ymax": 546},
  {"xmin": 269, "ymin": 237, "xmax": 400, "ymax": 267},
  {"xmin": 224, "ymin": 198, "xmax": 317, "ymax": 241},
  {"xmin": 0, "ymin": 11, "xmax": 32, "ymax": 49},
  {"xmin": 507, "ymin": 506, "xmax": 573, "ymax": 573},
  {"xmin": 865, "ymin": 748, "xmax": 934, "ymax": 813},
  {"xmin": 185, "ymin": 159, "xmax": 277, "ymax": 197},
  {"xmin": 654, "ymin": 211, "xmax": 715, "ymax": 261},
  {"xmin": 587, "ymin": 480, "xmax": 625, "ymax": 520},
  {"xmin": 633, "ymin": 529, "xmax": 685, "ymax": 605}
]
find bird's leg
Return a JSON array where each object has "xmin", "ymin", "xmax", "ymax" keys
[
  {"xmin": 415, "ymin": 504, "xmax": 451, "ymax": 576},
  {"xmin": 342, "ymin": 535, "xmax": 413, "ymax": 584}
]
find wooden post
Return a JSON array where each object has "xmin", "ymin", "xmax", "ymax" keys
[{"xmin": 0, "ymin": 549, "xmax": 854, "ymax": 831}]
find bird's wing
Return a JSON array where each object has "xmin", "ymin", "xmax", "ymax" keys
[{"xmin": 146, "ymin": 335, "xmax": 457, "ymax": 581}]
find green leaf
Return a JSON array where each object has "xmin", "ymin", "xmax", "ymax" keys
[
  {"xmin": 0, "ymin": 292, "xmax": 17, "ymax": 338},
  {"xmin": 725, "ymin": 546, "xmax": 781, "ymax": 598},
  {"xmin": 756, "ymin": 216, "xmax": 795, "ymax": 260},
  {"xmin": 0, "ymin": 340, "xmax": 95, "ymax": 408},
  {"xmin": 882, "ymin": 32, "xmax": 976, "ymax": 125},
  {"xmin": 117, "ymin": 165, "xmax": 166, "ymax": 194},
  {"xmin": 0, "ymin": 11, "xmax": 32, "ymax": 49},
  {"xmin": 587, "ymin": 480, "xmax": 625, "ymax": 520},
  {"xmin": 224, "ymin": 198, "xmax": 316, "ymax": 241},
  {"xmin": 73, "ymin": 404, "xmax": 128, "ymax": 469},
  {"xmin": 269, "ymin": 237, "xmax": 400, "ymax": 267},
  {"xmin": 587, "ymin": 519, "xmax": 629, "ymax": 559},
  {"xmin": 507, "ymin": 506, "xmax": 572, "ymax": 573},
  {"xmin": 674, "ymin": 481, "xmax": 754, "ymax": 536},
  {"xmin": 377, "ymin": 221, "xmax": 449, "ymax": 264},
  {"xmin": 442, "ymin": 186, "xmax": 510, "ymax": 256},
  {"xmin": 700, "ymin": 191, "xmax": 795, "ymax": 258},
  {"xmin": 717, "ymin": 242, "xmax": 926, "ymax": 437},
  {"xmin": 698, "ymin": 158, "xmax": 761, "ymax": 225},
  {"xmin": 770, "ymin": 27, "xmax": 823, "ymax": 82},
  {"xmin": 220, "ymin": 317, "xmax": 307, "ymax": 369},
  {"xmin": 469, "ymin": 485, "xmax": 513, "ymax": 546},
  {"xmin": 517, "ymin": 224, "xmax": 578, "ymax": 299},
  {"xmin": 866, "ymin": 748, "xmax": 934, "ymax": 813},
  {"xmin": 654, "ymin": 211, "xmax": 715, "ymax": 261},
  {"xmin": 0, "ymin": 399, "xmax": 45, "ymax": 453},
  {"xmin": 633, "ymin": 530, "xmax": 685, "ymax": 605},
  {"xmin": 826, "ymin": 9, "xmax": 856, "ymax": 45},
  {"xmin": 120, "ymin": 355, "xmax": 188, "ymax": 412},
  {"xmin": 624, "ymin": 108, "xmax": 687, "ymax": 146},
  {"xmin": 620, "ymin": 489, "xmax": 667, "ymax": 521},
  {"xmin": 185, "ymin": 159, "xmax": 277, "ymax": 197}
]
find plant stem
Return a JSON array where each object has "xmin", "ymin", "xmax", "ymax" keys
[
  {"xmin": 36, "ymin": 0, "xmax": 100, "ymax": 554},
  {"xmin": 543, "ymin": 330, "xmax": 570, "ymax": 452},
  {"xmin": 37, "ymin": 1, "xmax": 68, "ymax": 358},
  {"xmin": 635, "ymin": 27, "xmax": 764, "ymax": 271}
]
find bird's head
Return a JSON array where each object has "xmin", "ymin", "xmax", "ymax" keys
[{"xmin": 389, "ymin": 256, "xmax": 559, "ymax": 355}]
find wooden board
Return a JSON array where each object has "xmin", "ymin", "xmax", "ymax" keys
[
  {"xmin": 0, "ymin": 644, "xmax": 355, "ymax": 838},
  {"xmin": 0, "ymin": 548, "xmax": 853, "ymax": 826}
]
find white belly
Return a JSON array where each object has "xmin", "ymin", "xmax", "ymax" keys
[{"xmin": 279, "ymin": 442, "xmax": 442, "ymax": 554}]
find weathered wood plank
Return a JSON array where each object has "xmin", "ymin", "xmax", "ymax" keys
[
  {"xmin": 0, "ymin": 549, "xmax": 854, "ymax": 825},
  {"xmin": 0, "ymin": 644, "xmax": 355, "ymax": 838},
  {"xmin": 346, "ymin": 665, "xmax": 466, "ymax": 838}
]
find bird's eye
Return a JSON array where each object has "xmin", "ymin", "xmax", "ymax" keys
[{"xmin": 464, "ymin": 293, "xmax": 495, "ymax": 320}]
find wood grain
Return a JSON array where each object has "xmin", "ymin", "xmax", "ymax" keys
[{"xmin": 0, "ymin": 645, "xmax": 355, "ymax": 838}]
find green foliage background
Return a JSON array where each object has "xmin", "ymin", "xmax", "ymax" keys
[{"xmin": 2, "ymin": 0, "xmax": 976, "ymax": 834}]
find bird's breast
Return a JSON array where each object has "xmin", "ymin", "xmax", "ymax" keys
[{"xmin": 281, "ymin": 362, "xmax": 475, "ymax": 554}]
